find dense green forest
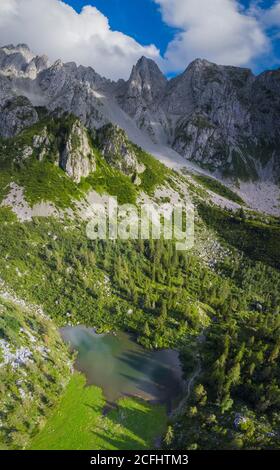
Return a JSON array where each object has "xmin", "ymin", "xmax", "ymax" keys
[{"xmin": 1, "ymin": 204, "xmax": 279, "ymax": 448}]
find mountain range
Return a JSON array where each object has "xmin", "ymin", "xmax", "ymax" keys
[{"xmin": 1, "ymin": 43, "xmax": 279, "ymax": 188}]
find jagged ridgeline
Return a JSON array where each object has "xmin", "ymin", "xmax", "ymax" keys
[
  {"xmin": 117, "ymin": 56, "xmax": 280, "ymax": 182},
  {"xmin": 0, "ymin": 43, "xmax": 280, "ymax": 184}
]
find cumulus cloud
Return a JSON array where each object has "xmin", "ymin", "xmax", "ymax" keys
[
  {"xmin": 0, "ymin": 0, "xmax": 160, "ymax": 80},
  {"xmin": 154, "ymin": 0, "xmax": 270, "ymax": 72}
]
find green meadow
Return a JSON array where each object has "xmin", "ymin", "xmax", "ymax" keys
[{"xmin": 29, "ymin": 373, "xmax": 167, "ymax": 450}]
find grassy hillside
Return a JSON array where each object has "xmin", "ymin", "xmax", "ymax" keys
[
  {"xmin": 198, "ymin": 202, "xmax": 280, "ymax": 269},
  {"xmin": 192, "ymin": 174, "xmax": 244, "ymax": 205},
  {"xmin": 0, "ymin": 207, "xmax": 211, "ymax": 348}
]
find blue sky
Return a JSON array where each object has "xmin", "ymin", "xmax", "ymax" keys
[{"xmin": 0, "ymin": 0, "xmax": 279, "ymax": 79}]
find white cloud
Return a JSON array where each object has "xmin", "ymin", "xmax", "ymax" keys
[
  {"xmin": 154, "ymin": 0, "xmax": 270, "ymax": 72},
  {"xmin": 0, "ymin": 0, "xmax": 160, "ymax": 80}
]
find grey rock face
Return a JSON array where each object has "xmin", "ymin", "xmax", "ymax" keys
[
  {"xmin": 5, "ymin": 117, "xmax": 96, "ymax": 184},
  {"xmin": 0, "ymin": 44, "xmax": 111, "ymax": 139},
  {"xmin": 0, "ymin": 44, "xmax": 48, "ymax": 137},
  {"xmin": 117, "ymin": 57, "xmax": 280, "ymax": 181},
  {"xmin": 32, "ymin": 127, "xmax": 52, "ymax": 161},
  {"xmin": 0, "ymin": 44, "xmax": 49, "ymax": 79},
  {"xmin": 169, "ymin": 62, "xmax": 280, "ymax": 181},
  {"xmin": 34, "ymin": 59, "xmax": 116, "ymax": 132},
  {"xmin": 60, "ymin": 120, "xmax": 96, "ymax": 183},
  {"xmin": 164, "ymin": 60, "xmax": 256, "ymax": 177},
  {"xmin": 0, "ymin": 95, "xmax": 38, "ymax": 138}
]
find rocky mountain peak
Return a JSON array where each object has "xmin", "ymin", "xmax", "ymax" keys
[
  {"xmin": 134, "ymin": 55, "xmax": 164, "ymax": 77},
  {"xmin": 0, "ymin": 43, "xmax": 49, "ymax": 79},
  {"xmin": 185, "ymin": 58, "xmax": 214, "ymax": 71},
  {"xmin": 178, "ymin": 59, "xmax": 254, "ymax": 90},
  {"xmin": 3, "ymin": 43, "xmax": 34, "ymax": 59},
  {"xmin": 116, "ymin": 56, "xmax": 167, "ymax": 119},
  {"xmin": 129, "ymin": 56, "xmax": 167, "ymax": 101}
]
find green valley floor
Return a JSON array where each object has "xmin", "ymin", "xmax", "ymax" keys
[{"xmin": 29, "ymin": 373, "xmax": 167, "ymax": 450}]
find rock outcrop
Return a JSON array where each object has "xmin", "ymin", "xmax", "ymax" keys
[
  {"xmin": 161, "ymin": 60, "xmax": 280, "ymax": 181},
  {"xmin": 96, "ymin": 124, "xmax": 145, "ymax": 176},
  {"xmin": 60, "ymin": 120, "xmax": 96, "ymax": 183},
  {"xmin": 116, "ymin": 57, "xmax": 168, "ymax": 144}
]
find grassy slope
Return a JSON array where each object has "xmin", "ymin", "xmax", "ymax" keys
[
  {"xmin": 83, "ymin": 147, "xmax": 138, "ymax": 205},
  {"xmin": 198, "ymin": 202, "xmax": 280, "ymax": 269},
  {"xmin": 135, "ymin": 146, "xmax": 169, "ymax": 195},
  {"xmin": 30, "ymin": 373, "xmax": 167, "ymax": 450},
  {"xmin": 0, "ymin": 159, "xmax": 86, "ymax": 209},
  {"xmin": 192, "ymin": 174, "xmax": 244, "ymax": 205},
  {"xmin": 78, "ymin": 143, "xmax": 171, "ymax": 206},
  {"xmin": 0, "ymin": 206, "xmax": 225, "ymax": 347}
]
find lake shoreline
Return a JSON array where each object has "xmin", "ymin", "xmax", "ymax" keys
[{"xmin": 60, "ymin": 325, "xmax": 184, "ymax": 411}]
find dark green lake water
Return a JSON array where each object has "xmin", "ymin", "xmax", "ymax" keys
[{"xmin": 61, "ymin": 326, "xmax": 184, "ymax": 407}]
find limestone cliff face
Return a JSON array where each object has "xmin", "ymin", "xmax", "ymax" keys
[
  {"xmin": 2, "ymin": 116, "xmax": 96, "ymax": 184},
  {"xmin": 32, "ymin": 127, "xmax": 51, "ymax": 160},
  {"xmin": 0, "ymin": 44, "xmax": 45, "ymax": 137},
  {"xmin": 164, "ymin": 60, "xmax": 257, "ymax": 178},
  {"xmin": 60, "ymin": 121, "xmax": 96, "ymax": 183},
  {"xmin": 96, "ymin": 124, "xmax": 145, "ymax": 176},
  {"xmin": 161, "ymin": 60, "xmax": 279, "ymax": 181},
  {"xmin": 0, "ymin": 43, "xmax": 49, "ymax": 79}
]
